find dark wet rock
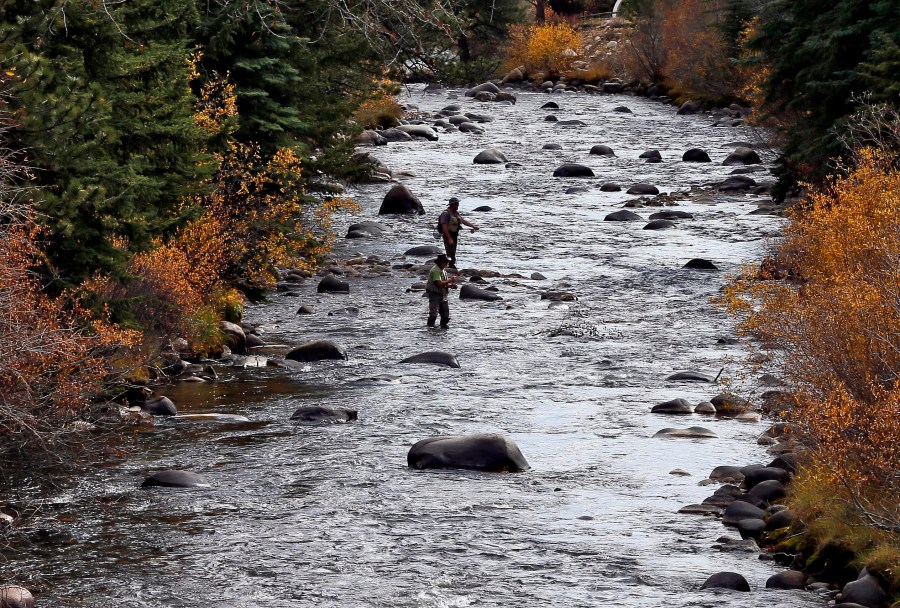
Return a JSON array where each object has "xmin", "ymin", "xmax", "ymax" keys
[
  {"xmin": 679, "ymin": 503, "xmax": 723, "ymax": 516},
  {"xmin": 768, "ymin": 454, "xmax": 797, "ymax": 473},
  {"xmin": 748, "ymin": 479, "xmax": 787, "ymax": 503},
  {"xmin": 346, "ymin": 221, "xmax": 388, "ymax": 239},
  {"xmin": 605, "ymin": 210, "xmax": 641, "ymax": 221},
  {"xmin": 290, "ymin": 406, "xmax": 357, "ymax": 423},
  {"xmin": 408, "ymin": 433, "xmax": 530, "ymax": 472},
  {"xmin": 612, "ymin": 106, "xmax": 632, "ymax": 113},
  {"xmin": 465, "ymin": 82, "xmax": 501, "ymax": 97},
  {"xmin": 737, "ymin": 518, "xmax": 766, "ymax": 539},
  {"xmin": 501, "ymin": 67, "xmax": 525, "ymax": 84},
  {"xmin": 717, "ymin": 336, "xmax": 740, "ymax": 345},
  {"xmin": 723, "ymin": 500, "xmax": 765, "ymax": 525},
  {"xmin": 701, "ymin": 572, "xmax": 750, "ymax": 591},
  {"xmin": 458, "ymin": 122, "xmax": 485, "ymax": 134},
  {"xmin": 695, "ymin": 401, "xmax": 716, "ymax": 414},
  {"xmin": 541, "ymin": 291, "xmax": 576, "ymax": 301},
  {"xmin": 543, "ymin": 143, "xmax": 562, "ymax": 150},
  {"xmin": 627, "ymin": 183, "xmax": 659, "ymax": 195},
  {"xmin": 399, "ymin": 351, "xmax": 460, "ymax": 368},
  {"xmin": 474, "ymin": 148, "xmax": 509, "ymax": 164},
  {"xmin": 143, "ymin": 396, "xmax": 177, "ymax": 416},
  {"xmin": 531, "ymin": 272, "xmax": 547, "ymax": 280},
  {"xmin": 643, "ymin": 219, "xmax": 675, "ymax": 230},
  {"xmin": 245, "ymin": 333, "xmax": 265, "ymax": 348},
  {"xmin": 596, "ymin": 183, "xmax": 620, "ymax": 193},
  {"xmin": 723, "ymin": 146, "xmax": 762, "ymax": 166},
  {"xmin": 220, "ymin": 321, "xmax": 246, "ymax": 354},
  {"xmin": 396, "ymin": 124, "xmax": 439, "ymax": 141},
  {"xmin": 651, "ymin": 398, "xmax": 695, "ymax": 414},
  {"xmin": 540, "ymin": 101, "xmax": 560, "ymax": 109},
  {"xmin": 286, "ymin": 340, "xmax": 348, "ymax": 363},
  {"xmin": 328, "ymin": 306, "xmax": 360, "ymax": 317},
  {"xmin": 639, "ymin": 150, "xmax": 662, "ymax": 160},
  {"xmin": 703, "ymin": 485, "xmax": 743, "ymax": 506},
  {"xmin": 683, "ymin": 148, "xmax": 712, "ymax": 162},
  {"xmin": 589, "ymin": 144, "xmax": 615, "ymax": 156},
  {"xmin": 357, "ymin": 130, "xmax": 387, "ymax": 146},
  {"xmin": 460, "ymin": 284, "xmax": 503, "ymax": 301},
  {"xmin": 544, "ymin": 115, "xmax": 559, "ymax": 122},
  {"xmin": 317, "ymin": 274, "xmax": 350, "ymax": 294},
  {"xmin": 842, "ymin": 573, "xmax": 888, "ymax": 608},
  {"xmin": 404, "ymin": 245, "xmax": 444, "ymax": 257},
  {"xmin": 667, "ymin": 371, "xmax": 713, "ymax": 382},
  {"xmin": 684, "ymin": 258, "xmax": 718, "ymax": 270},
  {"xmin": 0, "ymin": 586, "xmax": 34, "ymax": 608},
  {"xmin": 297, "ymin": 305, "xmax": 315, "ymax": 315},
  {"xmin": 650, "ymin": 210, "xmax": 693, "ymax": 220},
  {"xmin": 766, "ymin": 571, "xmax": 808, "ymax": 590},
  {"xmin": 448, "ymin": 115, "xmax": 470, "ymax": 125},
  {"xmin": 553, "ymin": 163, "xmax": 594, "ymax": 178},
  {"xmin": 379, "ymin": 128, "xmax": 413, "ymax": 142},
  {"xmin": 142, "ymin": 470, "xmax": 208, "ymax": 488},
  {"xmin": 602, "ymin": 81, "xmax": 623, "ymax": 93},
  {"xmin": 654, "ymin": 426, "xmax": 717, "ymax": 439},
  {"xmin": 677, "ymin": 100, "xmax": 702, "ymax": 115},
  {"xmin": 712, "ymin": 537, "xmax": 760, "ymax": 553},
  {"xmin": 474, "ymin": 91, "xmax": 497, "ymax": 102},
  {"xmin": 709, "ymin": 466, "xmax": 745, "ymax": 481},
  {"xmin": 719, "ymin": 175, "xmax": 757, "ymax": 192},
  {"xmin": 766, "ymin": 508, "xmax": 795, "ymax": 530},
  {"xmin": 440, "ymin": 104, "xmax": 462, "ymax": 114},
  {"xmin": 556, "ymin": 119, "xmax": 587, "ymax": 127},
  {"xmin": 465, "ymin": 113, "xmax": 495, "ymax": 124},
  {"xmin": 473, "ymin": 206, "xmax": 493, "ymax": 212},
  {"xmin": 710, "ymin": 392, "xmax": 751, "ymax": 416},
  {"xmin": 566, "ymin": 186, "xmax": 589, "ymax": 194},
  {"xmin": 379, "ymin": 184, "xmax": 425, "ymax": 215},
  {"xmin": 744, "ymin": 466, "xmax": 791, "ymax": 489}
]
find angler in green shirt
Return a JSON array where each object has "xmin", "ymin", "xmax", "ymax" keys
[{"xmin": 425, "ymin": 254, "xmax": 456, "ymax": 328}]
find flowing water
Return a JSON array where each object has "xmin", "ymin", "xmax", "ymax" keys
[{"xmin": 1, "ymin": 86, "xmax": 825, "ymax": 608}]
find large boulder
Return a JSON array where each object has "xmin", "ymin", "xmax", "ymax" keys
[
  {"xmin": 379, "ymin": 128, "xmax": 413, "ymax": 142},
  {"xmin": 589, "ymin": 144, "xmax": 616, "ymax": 156},
  {"xmin": 643, "ymin": 219, "xmax": 675, "ymax": 230},
  {"xmin": 501, "ymin": 67, "xmax": 525, "ymax": 84},
  {"xmin": 710, "ymin": 392, "xmax": 752, "ymax": 416},
  {"xmin": 553, "ymin": 163, "xmax": 595, "ymax": 178},
  {"xmin": 701, "ymin": 572, "xmax": 750, "ymax": 591},
  {"xmin": 766, "ymin": 571, "xmax": 808, "ymax": 590},
  {"xmin": 395, "ymin": 124, "xmax": 439, "ymax": 141},
  {"xmin": 399, "ymin": 351, "xmax": 460, "ymax": 368},
  {"xmin": 404, "ymin": 245, "xmax": 444, "ymax": 257},
  {"xmin": 290, "ymin": 406, "xmax": 357, "ymax": 423},
  {"xmin": 220, "ymin": 321, "xmax": 246, "ymax": 354},
  {"xmin": 317, "ymin": 274, "xmax": 350, "ymax": 294},
  {"xmin": 639, "ymin": 150, "xmax": 662, "ymax": 160},
  {"xmin": 722, "ymin": 500, "xmax": 766, "ymax": 525},
  {"xmin": 346, "ymin": 221, "xmax": 388, "ymax": 239},
  {"xmin": 604, "ymin": 210, "xmax": 641, "ymax": 221},
  {"xmin": 612, "ymin": 106, "xmax": 632, "ymax": 113},
  {"xmin": 723, "ymin": 147, "xmax": 762, "ymax": 166},
  {"xmin": 743, "ymin": 466, "xmax": 791, "ymax": 489},
  {"xmin": 677, "ymin": 100, "xmax": 702, "ymax": 115},
  {"xmin": 748, "ymin": 479, "xmax": 787, "ymax": 503},
  {"xmin": 600, "ymin": 183, "xmax": 622, "ymax": 192},
  {"xmin": 683, "ymin": 258, "xmax": 718, "ymax": 270},
  {"xmin": 540, "ymin": 101, "xmax": 560, "ymax": 109},
  {"xmin": 473, "ymin": 149, "xmax": 509, "ymax": 164},
  {"xmin": 683, "ymin": 148, "xmax": 712, "ymax": 162},
  {"xmin": 666, "ymin": 371, "xmax": 713, "ymax": 382},
  {"xmin": 0, "ymin": 586, "xmax": 34, "ymax": 608},
  {"xmin": 650, "ymin": 210, "xmax": 693, "ymax": 220},
  {"xmin": 286, "ymin": 340, "xmax": 348, "ymax": 363},
  {"xmin": 379, "ymin": 184, "xmax": 424, "ymax": 215},
  {"xmin": 654, "ymin": 426, "xmax": 717, "ymax": 438},
  {"xmin": 460, "ymin": 285, "xmax": 503, "ymax": 301},
  {"xmin": 651, "ymin": 398, "xmax": 695, "ymax": 414},
  {"xmin": 143, "ymin": 396, "xmax": 177, "ymax": 416},
  {"xmin": 408, "ymin": 434, "xmax": 530, "ymax": 472},
  {"xmin": 357, "ymin": 130, "xmax": 386, "ymax": 146},
  {"xmin": 718, "ymin": 175, "xmax": 756, "ymax": 192},
  {"xmin": 627, "ymin": 183, "xmax": 659, "ymax": 195},
  {"xmin": 142, "ymin": 470, "xmax": 209, "ymax": 488},
  {"xmin": 465, "ymin": 82, "xmax": 501, "ymax": 97},
  {"xmin": 458, "ymin": 122, "xmax": 485, "ymax": 134},
  {"xmin": 842, "ymin": 573, "xmax": 888, "ymax": 608}
]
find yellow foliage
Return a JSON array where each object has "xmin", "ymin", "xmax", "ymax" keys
[
  {"xmin": 504, "ymin": 22, "xmax": 582, "ymax": 78},
  {"xmin": 354, "ymin": 95, "xmax": 403, "ymax": 129}
]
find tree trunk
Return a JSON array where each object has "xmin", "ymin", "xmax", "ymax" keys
[
  {"xmin": 536, "ymin": 0, "xmax": 546, "ymax": 23},
  {"xmin": 457, "ymin": 34, "xmax": 471, "ymax": 62}
]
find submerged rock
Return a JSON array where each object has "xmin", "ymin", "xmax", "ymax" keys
[
  {"xmin": 654, "ymin": 426, "xmax": 718, "ymax": 438},
  {"xmin": 290, "ymin": 406, "xmax": 357, "ymax": 423},
  {"xmin": 473, "ymin": 148, "xmax": 509, "ymax": 164},
  {"xmin": 142, "ymin": 470, "xmax": 209, "ymax": 489},
  {"xmin": 553, "ymin": 163, "xmax": 594, "ymax": 178},
  {"xmin": 651, "ymin": 398, "xmax": 695, "ymax": 414},
  {"xmin": 666, "ymin": 371, "xmax": 713, "ymax": 382},
  {"xmin": 683, "ymin": 258, "xmax": 718, "ymax": 270},
  {"xmin": 700, "ymin": 572, "xmax": 750, "ymax": 591},
  {"xmin": 408, "ymin": 434, "xmax": 530, "ymax": 472},
  {"xmin": 399, "ymin": 351, "xmax": 460, "ymax": 368},
  {"xmin": 142, "ymin": 396, "xmax": 177, "ymax": 416},
  {"xmin": 605, "ymin": 210, "xmax": 641, "ymax": 222},
  {"xmin": 460, "ymin": 284, "xmax": 503, "ymax": 301},
  {"xmin": 317, "ymin": 274, "xmax": 350, "ymax": 294}
]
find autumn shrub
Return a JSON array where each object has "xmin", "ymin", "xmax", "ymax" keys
[
  {"xmin": 721, "ymin": 148, "xmax": 900, "ymax": 582},
  {"xmin": 353, "ymin": 95, "xmax": 403, "ymax": 129},
  {"xmin": 504, "ymin": 21, "xmax": 583, "ymax": 78}
]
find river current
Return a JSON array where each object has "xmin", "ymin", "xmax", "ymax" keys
[{"xmin": 1, "ymin": 86, "xmax": 825, "ymax": 608}]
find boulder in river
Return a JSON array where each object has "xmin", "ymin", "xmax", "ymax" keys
[
  {"xmin": 220, "ymin": 321, "xmax": 246, "ymax": 354},
  {"xmin": 556, "ymin": 119, "xmax": 587, "ymax": 127},
  {"xmin": 682, "ymin": 148, "xmax": 712, "ymax": 162},
  {"xmin": 841, "ymin": 572, "xmax": 888, "ymax": 608},
  {"xmin": 379, "ymin": 184, "xmax": 425, "ymax": 215},
  {"xmin": 710, "ymin": 392, "xmax": 752, "ymax": 416},
  {"xmin": 566, "ymin": 186, "xmax": 589, "ymax": 194},
  {"xmin": 683, "ymin": 258, "xmax": 718, "ymax": 270},
  {"xmin": 404, "ymin": 245, "xmax": 444, "ymax": 257},
  {"xmin": 317, "ymin": 274, "xmax": 350, "ymax": 294},
  {"xmin": 346, "ymin": 221, "xmax": 388, "ymax": 239},
  {"xmin": 0, "ymin": 586, "xmax": 34, "ymax": 608},
  {"xmin": 286, "ymin": 340, "xmax": 348, "ymax": 363},
  {"xmin": 639, "ymin": 150, "xmax": 662, "ymax": 160},
  {"xmin": 589, "ymin": 144, "xmax": 615, "ymax": 156},
  {"xmin": 142, "ymin": 470, "xmax": 209, "ymax": 488},
  {"xmin": 766, "ymin": 571, "xmax": 808, "ymax": 590},
  {"xmin": 650, "ymin": 210, "xmax": 692, "ymax": 220},
  {"xmin": 544, "ymin": 115, "xmax": 559, "ymax": 122},
  {"xmin": 395, "ymin": 124, "xmax": 439, "ymax": 141},
  {"xmin": 700, "ymin": 572, "xmax": 750, "ymax": 591},
  {"xmin": 399, "ymin": 351, "xmax": 460, "ymax": 368},
  {"xmin": 458, "ymin": 122, "xmax": 485, "ymax": 134},
  {"xmin": 465, "ymin": 82, "xmax": 501, "ymax": 97},
  {"xmin": 543, "ymin": 143, "xmax": 562, "ymax": 150},
  {"xmin": 723, "ymin": 147, "xmax": 762, "ymax": 166},
  {"xmin": 553, "ymin": 163, "xmax": 594, "ymax": 178},
  {"xmin": 748, "ymin": 479, "xmax": 787, "ymax": 503},
  {"xmin": 460, "ymin": 284, "xmax": 503, "ymax": 301},
  {"xmin": 600, "ymin": 183, "xmax": 622, "ymax": 192},
  {"xmin": 722, "ymin": 500, "xmax": 766, "ymax": 525},
  {"xmin": 743, "ymin": 466, "xmax": 791, "ymax": 489},
  {"xmin": 473, "ymin": 206, "xmax": 493, "ymax": 212},
  {"xmin": 643, "ymin": 219, "xmax": 675, "ymax": 230},
  {"xmin": 143, "ymin": 396, "xmax": 177, "ymax": 416},
  {"xmin": 627, "ymin": 183, "xmax": 659, "ymax": 195},
  {"xmin": 677, "ymin": 100, "xmax": 702, "ymax": 115},
  {"xmin": 357, "ymin": 130, "xmax": 387, "ymax": 146},
  {"xmin": 651, "ymin": 398, "xmax": 695, "ymax": 414},
  {"xmin": 290, "ymin": 406, "xmax": 358, "ymax": 423},
  {"xmin": 604, "ymin": 210, "xmax": 641, "ymax": 221},
  {"xmin": 408, "ymin": 434, "xmax": 530, "ymax": 472},
  {"xmin": 654, "ymin": 426, "xmax": 717, "ymax": 438},
  {"xmin": 473, "ymin": 149, "xmax": 509, "ymax": 164},
  {"xmin": 666, "ymin": 371, "xmax": 713, "ymax": 382},
  {"xmin": 541, "ymin": 101, "xmax": 560, "ymax": 109},
  {"xmin": 379, "ymin": 128, "xmax": 413, "ymax": 142},
  {"xmin": 612, "ymin": 106, "xmax": 632, "ymax": 113}
]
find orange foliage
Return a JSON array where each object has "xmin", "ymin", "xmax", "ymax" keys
[
  {"xmin": 504, "ymin": 22, "xmax": 582, "ymax": 78},
  {"xmin": 658, "ymin": 0, "xmax": 732, "ymax": 99},
  {"xmin": 721, "ymin": 149, "xmax": 900, "ymax": 527}
]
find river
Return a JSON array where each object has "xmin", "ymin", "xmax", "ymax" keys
[{"xmin": 0, "ymin": 85, "xmax": 824, "ymax": 608}]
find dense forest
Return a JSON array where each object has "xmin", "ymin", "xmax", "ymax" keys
[{"xmin": 1, "ymin": 0, "xmax": 898, "ymax": 600}]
